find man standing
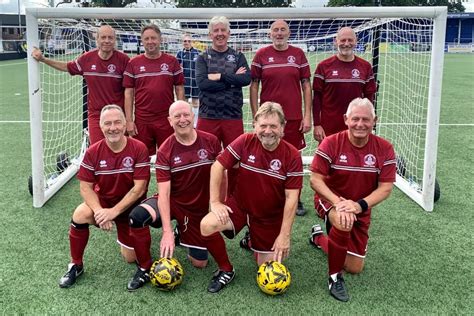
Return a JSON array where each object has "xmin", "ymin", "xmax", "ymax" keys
[
  {"xmin": 200, "ymin": 102, "xmax": 303, "ymax": 293},
  {"xmin": 58, "ymin": 105, "xmax": 150, "ymax": 288},
  {"xmin": 195, "ymin": 16, "xmax": 251, "ymax": 194},
  {"xmin": 126, "ymin": 101, "xmax": 225, "ymax": 291},
  {"xmin": 123, "ymin": 24, "xmax": 185, "ymax": 156},
  {"xmin": 32, "ymin": 25, "xmax": 130, "ymax": 144},
  {"xmin": 176, "ymin": 34, "xmax": 201, "ymax": 126},
  {"xmin": 312, "ymin": 27, "xmax": 377, "ymax": 142},
  {"xmin": 309, "ymin": 98, "xmax": 396, "ymax": 302},
  {"xmin": 250, "ymin": 19, "xmax": 312, "ymax": 216}
]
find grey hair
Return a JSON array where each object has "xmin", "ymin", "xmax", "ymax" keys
[
  {"xmin": 208, "ymin": 16, "xmax": 230, "ymax": 33},
  {"xmin": 254, "ymin": 101, "xmax": 286, "ymax": 126},
  {"xmin": 100, "ymin": 104, "xmax": 125, "ymax": 125},
  {"xmin": 345, "ymin": 98, "xmax": 376, "ymax": 118}
]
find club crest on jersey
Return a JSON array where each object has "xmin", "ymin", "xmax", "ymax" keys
[
  {"xmin": 351, "ymin": 69, "xmax": 360, "ymax": 78},
  {"xmin": 107, "ymin": 64, "xmax": 116, "ymax": 73},
  {"xmin": 248, "ymin": 155, "xmax": 256, "ymax": 163},
  {"xmin": 91, "ymin": 64, "xmax": 97, "ymax": 70},
  {"xmin": 197, "ymin": 149, "xmax": 208, "ymax": 160},
  {"xmin": 122, "ymin": 157, "xmax": 134, "ymax": 168},
  {"xmin": 139, "ymin": 66, "xmax": 146, "ymax": 72},
  {"xmin": 269, "ymin": 159, "xmax": 282, "ymax": 172},
  {"xmin": 339, "ymin": 154, "xmax": 347, "ymax": 163},
  {"xmin": 287, "ymin": 55, "xmax": 296, "ymax": 63},
  {"xmin": 268, "ymin": 57, "xmax": 274, "ymax": 63},
  {"xmin": 364, "ymin": 154, "xmax": 376, "ymax": 167},
  {"xmin": 160, "ymin": 63, "xmax": 169, "ymax": 71},
  {"xmin": 99, "ymin": 160, "xmax": 107, "ymax": 168},
  {"xmin": 226, "ymin": 54, "xmax": 236, "ymax": 63}
]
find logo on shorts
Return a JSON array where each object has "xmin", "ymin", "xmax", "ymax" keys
[
  {"xmin": 287, "ymin": 55, "xmax": 296, "ymax": 63},
  {"xmin": 364, "ymin": 154, "xmax": 376, "ymax": 167},
  {"xmin": 269, "ymin": 159, "xmax": 282, "ymax": 172},
  {"xmin": 248, "ymin": 154, "xmax": 256, "ymax": 163},
  {"xmin": 351, "ymin": 69, "xmax": 360, "ymax": 78},
  {"xmin": 160, "ymin": 63, "xmax": 169, "ymax": 71},
  {"xmin": 339, "ymin": 154, "xmax": 347, "ymax": 163},
  {"xmin": 174, "ymin": 156, "xmax": 182, "ymax": 164},
  {"xmin": 107, "ymin": 64, "xmax": 116, "ymax": 73},
  {"xmin": 226, "ymin": 54, "xmax": 236, "ymax": 63},
  {"xmin": 99, "ymin": 160, "xmax": 107, "ymax": 168},
  {"xmin": 122, "ymin": 157, "xmax": 134, "ymax": 168},
  {"xmin": 197, "ymin": 149, "xmax": 208, "ymax": 160}
]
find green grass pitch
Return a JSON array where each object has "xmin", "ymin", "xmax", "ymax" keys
[{"xmin": 0, "ymin": 53, "xmax": 472, "ymax": 314}]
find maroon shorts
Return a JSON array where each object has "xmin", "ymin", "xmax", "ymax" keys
[
  {"xmin": 135, "ymin": 117, "xmax": 174, "ymax": 156},
  {"xmin": 98, "ymin": 198, "xmax": 138, "ymax": 249},
  {"xmin": 88, "ymin": 117, "xmax": 104, "ymax": 145},
  {"xmin": 143, "ymin": 197, "xmax": 207, "ymax": 251},
  {"xmin": 283, "ymin": 119, "xmax": 306, "ymax": 151},
  {"xmin": 197, "ymin": 118, "xmax": 243, "ymax": 148},
  {"xmin": 315, "ymin": 197, "xmax": 371, "ymax": 258},
  {"xmin": 223, "ymin": 196, "xmax": 282, "ymax": 253}
]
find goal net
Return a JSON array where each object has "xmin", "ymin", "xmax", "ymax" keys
[{"xmin": 26, "ymin": 7, "xmax": 447, "ymax": 211}]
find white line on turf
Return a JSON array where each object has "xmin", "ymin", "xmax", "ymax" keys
[
  {"xmin": 1, "ymin": 122, "xmax": 473, "ymax": 126},
  {"xmin": 0, "ymin": 61, "xmax": 27, "ymax": 67}
]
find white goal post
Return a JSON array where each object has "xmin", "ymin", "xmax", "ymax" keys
[{"xmin": 26, "ymin": 7, "xmax": 447, "ymax": 211}]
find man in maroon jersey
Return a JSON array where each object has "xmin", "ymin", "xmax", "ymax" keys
[
  {"xmin": 309, "ymin": 98, "xmax": 396, "ymax": 302},
  {"xmin": 58, "ymin": 105, "xmax": 150, "ymax": 289},
  {"xmin": 250, "ymin": 19, "xmax": 312, "ymax": 217},
  {"xmin": 312, "ymin": 27, "xmax": 377, "ymax": 142},
  {"xmin": 32, "ymin": 25, "xmax": 130, "ymax": 144},
  {"xmin": 126, "ymin": 100, "xmax": 224, "ymax": 291},
  {"xmin": 200, "ymin": 101, "xmax": 303, "ymax": 293},
  {"xmin": 124, "ymin": 24, "xmax": 185, "ymax": 156}
]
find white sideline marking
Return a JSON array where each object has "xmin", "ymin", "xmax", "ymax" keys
[
  {"xmin": 1, "ymin": 121, "xmax": 473, "ymax": 126},
  {"xmin": 0, "ymin": 61, "xmax": 27, "ymax": 67}
]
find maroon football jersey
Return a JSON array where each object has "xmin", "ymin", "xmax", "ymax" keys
[
  {"xmin": 251, "ymin": 45, "xmax": 311, "ymax": 120},
  {"xmin": 310, "ymin": 130, "xmax": 396, "ymax": 203},
  {"xmin": 313, "ymin": 55, "xmax": 376, "ymax": 135},
  {"xmin": 67, "ymin": 49, "xmax": 129, "ymax": 119},
  {"xmin": 155, "ymin": 130, "xmax": 221, "ymax": 217},
  {"xmin": 123, "ymin": 53, "xmax": 185, "ymax": 123},
  {"xmin": 218, "ymin": 133, "xmax": 303, "ymax": 222},
  {"xmin": 78, "ymin": 137, "xmax": 150, "ymax": 206}
]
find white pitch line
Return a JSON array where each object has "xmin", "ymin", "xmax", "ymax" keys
[
  {"xmin": 0, "ymin": 61, "xmax": 27, "ymax": 67},
  {"xmin": 0, "ymin": 121, "xmax": 473, "ymax": 126}
]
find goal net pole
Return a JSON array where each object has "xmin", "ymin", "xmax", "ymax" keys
[{"xmin": 26, "ymin": 7, "xmax": 447, "ymax": 211}]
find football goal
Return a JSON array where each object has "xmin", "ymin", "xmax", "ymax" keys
[{"xmin": 26, "ymin": 7, "xmax": 447, "ymax": 211}]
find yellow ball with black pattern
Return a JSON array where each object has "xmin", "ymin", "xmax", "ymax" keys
[
  {"xmin": 256, "ymin": 261, "xmax": 291, "ymax": 295},
  {"xmin": 149, "ymin": 257, "xmax": 184, "ymax": 291}
]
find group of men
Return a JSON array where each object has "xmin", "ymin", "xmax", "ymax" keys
[{"xmin": 32, "ymin": 17, "xmax": 395, "ymax": 302}]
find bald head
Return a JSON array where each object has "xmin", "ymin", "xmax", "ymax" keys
[
  {"xmin": 169, "ymin": 100, "xmax": 193, "ymax": 117},
  {"xmin": 270, "ymin": 19, "xmax": 289, "ymax": 30},
  {"xmin": 97, "ymin": 25, "xmax": 116, "ymax": 39},
  {"xmin": 270, "ymin": 19, "xmax": 290, "ymax": 50},
  {"xmin": 336, "ymin": 27, "xmax": 356, "ymax": 41}
]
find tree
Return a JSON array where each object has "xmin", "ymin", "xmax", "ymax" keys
[
  {"xmin": 91, "ymin": 0, "xmax": 136, "ymax": 7},
  {"xmin": 178, "ymin": 0, "xmax": 291, "ymax": 8},
  {"xmin": 327, "ymin": 0, "xmax": 465, "ymax": 13}
]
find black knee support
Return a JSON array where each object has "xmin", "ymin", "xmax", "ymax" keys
[
  {"xmin": 188, "ymin": 247, "xmax": 208, "ymax": 261},
  {"xmin": 129, "ymin": 205, "xmax": 154, "ymax": 228},
  {"xmin": 71, "ymin": 220, "xmax": 89, "ymax": 229}
]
